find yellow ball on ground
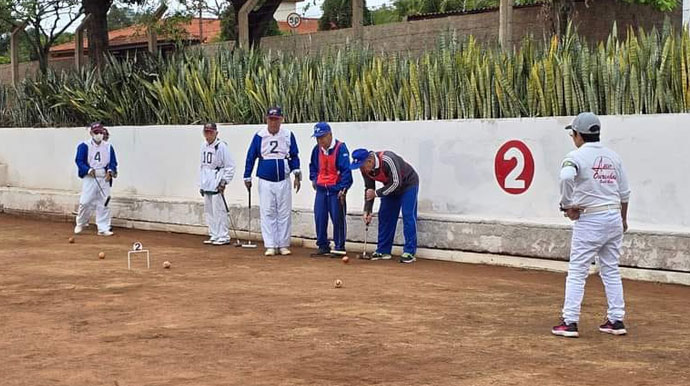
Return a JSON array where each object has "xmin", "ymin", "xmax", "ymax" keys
[
  {"xmin": 98, "ymin": 252, "xmax": 105, "ymax": 259},
  {"xmin": 68, "ymin": 237, "xmax": 75, "ymax": 244},
  {"xmin": 342, "ymin": 256, "xmax": 349, "ymax": 264}
]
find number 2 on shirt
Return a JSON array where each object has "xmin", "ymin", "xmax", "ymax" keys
[{"xmin": 269, "ymin": 140, "xmax": 278, "ymax": 154}]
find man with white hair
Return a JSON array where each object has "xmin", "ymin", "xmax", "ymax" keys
[
  {"xmin": 244, "ymin": 107, "xmax": 301, "ymax": 256},
  {"xmin": 200, "ymin": 123, "xmax": 236, "ymax": 246}
]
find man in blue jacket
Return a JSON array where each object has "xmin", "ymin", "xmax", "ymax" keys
[
  {"xmin": 74, "ymin": 122, "xmax": 118, "ymax": 236},
  {"xmin": 309, "ymin": 122, "xmax": 352, "ymax": 256},
  {"xmin": 244, "ymin": 107, "xmax": 301, "ymax": 256}
]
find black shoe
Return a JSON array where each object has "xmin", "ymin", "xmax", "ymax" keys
[
  {"xmin": 310, "ymin": 247, "xmax": 331, "ymax": 257},
  {"xmin": 370, "ymin": 252, "xmax": 392, "ymax": 261},
  {"xmin": 599, "ymin": 319, "xmax": 627, "ymax": 335}
]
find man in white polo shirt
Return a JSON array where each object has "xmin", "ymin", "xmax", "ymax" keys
[{"xmin": 552, "ymin": 112, "xmax": 631, "ymax": 338}]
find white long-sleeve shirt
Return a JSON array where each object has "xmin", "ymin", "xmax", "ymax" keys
[
  {"xmin": 200, "ymin": 138, "xmax": 236, "ymax": 192},
  {"xmin": 559, "ymin": 142, "xmax": 631, "ymax": 209}
]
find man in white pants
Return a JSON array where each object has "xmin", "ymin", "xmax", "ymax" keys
[
  {"xmin": 552, "ymin": 112, "xmax": 631, "ymax": 338},
  {"xmin": 243, "ymin": 107, "xmax": 301, "ymax": 256},
  {"xmin": 74, "ymin": 123, "xmax": 118, "ymax": 236},
  {"xmin": 200, "ymin": 123, "xmax": 236, "ymax": 245}
]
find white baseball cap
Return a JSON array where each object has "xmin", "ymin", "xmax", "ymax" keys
[{"xmin": 565, "ymin": 112, "xmax": 601, "ymax": 134}]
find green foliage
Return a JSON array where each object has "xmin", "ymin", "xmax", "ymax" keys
[
  {"xmin": 319, "ymin": 0, "xmax": 373, "ymax": 31},
  {"xmin": 219, "ymin": 4, "xmax": 238, "ymax": 40},
  {"xmin": 108, "ymin": 3, "xmax": 148, "ymax": 31},
  {"xmin": 3, "ymin": 25, "xmax": 690, "ymax": 127},
  {"xmin": 371, "ymin": 5, "xmax": 402, "ymax": 25}
]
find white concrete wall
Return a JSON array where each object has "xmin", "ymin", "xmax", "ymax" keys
[
  {"xmin": 2, "ymin": 115, "xmax": 690, "ymax": 231},
  {"xmin": 1, "ymin": 115, "xmax": 690, "ymax": 272},
  {"xmin": 274, "ymin": 2, "xmax": 298, "ymax": 23}
]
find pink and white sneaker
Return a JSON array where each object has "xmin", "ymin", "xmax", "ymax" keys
[{"xmin": 552, "ymin": 320, "xmax": 579, "ymax": 338}]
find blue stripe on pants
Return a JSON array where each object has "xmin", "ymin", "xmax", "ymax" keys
[
  {"xmin": 377, "ymin": 185, "xmax": 418, "ymax": 255},
  {"xmin": 314, "ymin": 189, "xmax": 346, "ymax": 250}
]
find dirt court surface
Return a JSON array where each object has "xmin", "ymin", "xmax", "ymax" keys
[{"xmin": 1, "ymin": 214, "xmax": 689, "ymax": 386}]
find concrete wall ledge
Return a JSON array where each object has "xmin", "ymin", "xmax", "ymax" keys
[{"xmin": 2, "ymin": 186, "xmax": 688, "ymax": 280}]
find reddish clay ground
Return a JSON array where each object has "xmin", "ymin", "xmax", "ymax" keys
[{"xmin": 1, "ymin": 214, "xmax": 689, "ymax": 386}]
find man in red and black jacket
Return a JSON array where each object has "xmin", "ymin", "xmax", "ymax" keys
[
  {"xmin": 309, "ymin": 122, "xmax": 353, "ymax": 256},
  {"xmin": 350, "ymin": 148, "xmax": 419, "ymax": 264}
]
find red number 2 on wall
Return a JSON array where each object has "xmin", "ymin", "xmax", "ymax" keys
[{"xmin": 494, "ymin": 140, "xmax": 535, "ymax": 195}]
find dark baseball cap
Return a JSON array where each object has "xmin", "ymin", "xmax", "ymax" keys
[
  {"xmin": 267, "ymin": 106, "xmax": 283, "ymax": 118},
  {"xmin": 203, "ymin": 123, "xmax": 218, "ymax": 132},
  {"xmin": 312, "ymin": 122, "xmax": 332, "ymax": 138},
  {"xmin": 350, "ymin": 148, "xmax": 371, "ymax": 169}
]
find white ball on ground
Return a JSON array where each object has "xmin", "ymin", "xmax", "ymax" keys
[
  {"xmin": 334, "ymin": 279, "xmax": 343, "ymax": 288},
  {"xmin": 163, "ymin": 261, "xmax": 171, "ymax": 269}
]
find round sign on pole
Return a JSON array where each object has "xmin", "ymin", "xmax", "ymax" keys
[
  {"xmin": 287, "ymin": 13, "xmax": 302, "ymax": 29},
  {"xmin": 494, "ymin": 140, "xmax": 535, "ymax": 195}
]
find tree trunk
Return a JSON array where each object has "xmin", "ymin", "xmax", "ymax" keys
[
  {"xmin": 248, "ymin": 0, "xmax": 282, "ymax": 45},
  {"xmin": 83, "ymin": 0, "xmax": 111, "ymax": 69},
  {"xmin": 37, "ymin": 48, "xmax": 49, "ymax": 75},
  {"xmin": 232, "ymin": 0, "xmax": 282, "ymax": 47}
]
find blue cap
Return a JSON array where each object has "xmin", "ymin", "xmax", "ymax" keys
[
  {"xmin": 312, "ymin": 122, "xmax": 331, "ymax": 138},
  {"xmin": 350, "ymin": 148, "xmax": 371, "ymax": 169},
  {"xmin": 267, "ymin": 106, "xmax": 283, "ymax": 118}
]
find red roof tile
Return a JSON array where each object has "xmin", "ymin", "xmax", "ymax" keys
[{"xmin": 50, "ymin": 18, "xmax": 222, "ymax": 54}]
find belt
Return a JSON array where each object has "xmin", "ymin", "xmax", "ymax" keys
[{"xmin": 581, "ymin": 204, "xmax": 621, "ymax": 214}]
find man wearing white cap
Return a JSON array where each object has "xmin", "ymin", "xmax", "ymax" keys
[
  {"xmin": 552, "ymin": 112, "xmax": 631, "ymax": 338},
  {"xmin": 200, "ymin": 123, "xmax": 236, "ymax": 246}
]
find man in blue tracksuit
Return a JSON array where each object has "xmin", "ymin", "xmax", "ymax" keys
[
  {"xmin": 309, "ymin": 122, "xmax": 352, "ymax": 256},
  {"xmin": 244, "ymin": 107, "xmax": 301, "ymax": 256},
  {"xmin": 350, "ymin": 148, "xmax": 419, "ymax": 264}
]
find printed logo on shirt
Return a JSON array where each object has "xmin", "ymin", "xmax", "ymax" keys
[{"xmin": 591, "ymin": 156, "xmax": 617, "ymax": 184}]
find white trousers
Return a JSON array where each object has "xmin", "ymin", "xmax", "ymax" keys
[
  {"xmin": 76, "ymin": 175, "xmax": 111, "ymax": 233},
  {"xmin": 204, "ymin": 193, "xmax": 229, "ymax": 242},
  {"xmin": 258, "ymin": 178, "xmax": 292, "ymax": 248},
  {"xmin": 562, "ymin": 210, "xmax": 626, "ymax": 324}
]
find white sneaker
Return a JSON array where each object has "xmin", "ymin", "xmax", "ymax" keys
[
  {"xmin": 74, "ymin": 225, "xmax": 84, "ymax": 234},
  {"xmin": 265, "ymin": 248, "xmax": 276, "ymax": 256},
  {"xmin": 203, "ymin": 238, "xmax": 216, "ymax": 245},
  {"xmin": 212, "ymin": 239, "xmax": 230, "ymax": 245},
  {"xmin": 98, "ymin": 230, "xmax": 114, "ymax": 236},
  {"xmin": 279, "ymin": 248, "xmax": 291, "ymax": 256}
]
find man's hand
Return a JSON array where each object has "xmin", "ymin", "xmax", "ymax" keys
[
  {"xmin": 199, "ymin": 189, "xmax": 204, "ymax": 198},
  {"xmin": 217, "ymin": 182, "xmax": 226, "ymax": 193},
  {"xmin": 363, "ymin": 212, "xmax": 372, "ymax": 225},
  {"xmin": 623, "ymin": 220, "xmax": 628, "ymax": 233},
  {"xmin": 564, "ymin": 208, "xmax": 581, "ymax": 221},
  {"xmin": 88, "ymin": 168, "xmax": 95, "ymax": 177},
  {"xmin": 365, "ymin": 189, "xmax": 376, "ymax": 201},
  {"xmin": 311, "ymin": 181, "xmax": 317, "ymax": 191},
  {"xmin": 293, "ymin": 172, "xmax": 302, "ymax": 193},
  {"xmin": 244, "ymin": 180, "xmax": 252, "ymax": 190},
  {"xmin": 105, "ymin": 171, "xmax": 113, "ymax": 182},
  {"xmin": 338, "ymin": 189, "xmax": 347, "ymax": 204}
]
